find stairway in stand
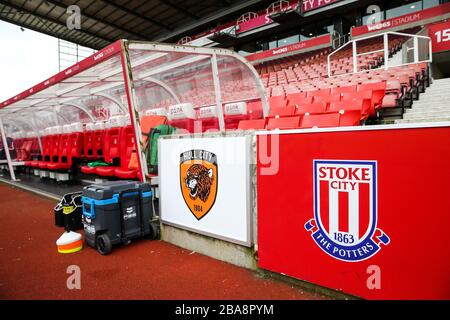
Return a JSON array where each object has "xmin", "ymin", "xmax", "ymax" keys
[{"xmin": 396, "ymin": 78, "xmax": 450, "ymax": 123}]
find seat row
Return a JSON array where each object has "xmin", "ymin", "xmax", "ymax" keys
[
  {"xmin": 25, "ymin": 123, "xmax": 84, "ymax": 180},
  {"xmin": 258, "ymin": 37, "xmax": 404, "ymax": 84},
  {"xmin": 268, "ymin": 82, "xmax": 389, "ymax": 119},
  {"xmin": 144, "ymin": 101, "xmax": 263, "ymax": 132},
  {"xmin": 19, "ymin": 115, "xmax": 139, "ymax": 181},
  {"xmin": 237, "ymin": 112, "xmax": 359, "ymax": 131},
  {"xmin": 80, "ymin": 115, "xmax": 139, "ymax": 180},
  {"xmin": 6, "ymin": 133, "xmax": 40, "ymax": 161}
]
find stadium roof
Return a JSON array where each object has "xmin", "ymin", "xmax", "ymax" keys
[{"xmin": 0, "ymin": 0, "xmax": 270, "ymax": 50}]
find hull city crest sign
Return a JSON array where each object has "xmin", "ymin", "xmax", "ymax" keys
[
  {"xmin": 305, "ymin": 160, "xmax": 390, "ymax": 262},
  {"xmin": 180, "ymin": 150, "xmax": 218, "ymax": 220}
]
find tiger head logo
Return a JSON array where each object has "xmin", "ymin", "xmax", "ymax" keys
[
  {"xmin": 180, "ymin": 150, "xmax": 218, "ymax": 220},
  {"xmin": 185, "ymin": 164, "xmax": 214, "ymax": 202}
]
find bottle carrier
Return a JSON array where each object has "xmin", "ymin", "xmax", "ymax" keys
[{"xmin": 54, "ymin": 191, "xmax": 83, "ymax": 231}]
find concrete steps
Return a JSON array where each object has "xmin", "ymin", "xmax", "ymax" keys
[
  {"xmin": 396, "ymin": 78, "xmax": 450, "ymax": 124},
  {"xmin": 396, "ymin": 116, "xmax": 450, "ymax": 124}
]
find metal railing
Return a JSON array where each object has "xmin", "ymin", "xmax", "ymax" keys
[
  {"xmin": 177, "ymin": 36, "xmax": 192, "ymax": 45},
  {"xmin": 237, "ymin": 12, "xmax": 258, "ymax": 24},
  {"xmin": 327, "ymin": 31, "xmax": 432, "ymax": 78},
  {"xmin": 266, "ymin": 0, "xmax": 290, "ymax": 16},
  {"xmin": 332, "ymin": 33, "xmax": 351, "ymax": 49}
]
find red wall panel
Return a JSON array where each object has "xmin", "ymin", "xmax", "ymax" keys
[
  {"xmin": 257, "ymin": 126, "xmax": 450, "ymax": 299},
  {"xmin": 429, "ymin": 21, "xmax": 450, "ymax": 53}
]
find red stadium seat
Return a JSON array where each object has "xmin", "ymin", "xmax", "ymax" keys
[
  {"xmin": 237, "ymin": 119, "xmax": 267, "ymax": 130},
  {"xmin": 247, "ymin": 100, "xmax": 264, "ymax": 119},
  {"xmin": 269, "ymin": 95, "xmax": 288, "ymax": 109},
  {"xmin": 37, "ymin": 129, "xmax": 62, "ymax": 169},
  {"xmin": 300, "ymin": 113, "xmax": 340, "ymax": 128},
  {"xmin": 81, "ymin": 117, "xmax": 123, "ymax": 176},
  {"xmin": 200, "ymin": 118, "xmax": 220, "ymax": 132},
  {"xmin": 357, "ymin": 82, "xmax": 386, "ymax": 113},
  {"xmin": 47, "ymin": 133, "xmax": 70, "ymax": 171},
  {"xmin": 30, "ymin": 135, "xmax": 48, "ymax": 167},
  {"xmin": 381, "ymin": 94, "xmax": 399, "ymax": 108},
  {"xmin": 95, "ymin": 126, "xmax": 122, "ymax": 177},
  {"xmin": 329, "ymin": 93, "xmax": 343, "ymax": 102},
  {"xmin": 286, "ymin": 92, "xmax": 307, "ymax": 103},
  {"xmin": 16, "ymin": 139, "xmax": 33, "ymax": 161},
  {"xmin": 288, "ymin": 96, "xmax": 313, "ymax": 107},
  {"xmin": 167, "ymin": 103, "xmax": 196, "ymax": 133},
  {"xmin": 307, "ymin": 88, "xmax": 331, "ymax": 98},
  {"xmin": 93, "ymin": 130, "xmax": 105, "ymax": 157},
  {"xmin": 312, "ymin": 95, "xmax": 332, "ymax": 107},
  {"xmin": 329, "ymin": 99, "xmax": 368, "ymax": 119},
  {"xmin": 296, "ymin": 102, "xmax": 327, "ymax": 116},
  {"xmin": 48, "ymin": 124, "xmax": 84, "ymax": 171},
  {"xmin": 269, "ymin": 105, "xmax": 296, "ymax": 118},
  {"xmin": 114, "ymin": 126, "xmax": 138, "ymax": 179},
  {"xmin": 331, "ymin": 85, "xmax": 357, "ymax": 95},
  {"xmin": 83, "ymin": 123, "xmax": 96, "ymax": 160},
  {"xmin": 342, "ymin": 91, "xmax": 375, "ymax": 117},
  {"xmin": 198, "ymin": 106, "xmax": 220, "ymax": 132},
  {"xmin": 47, "ymin": 123, "xmax": 84, "ymax": 171},
  {"xmin": 385, "ymin": 80, "xmax": 402, "ymax": 95},
  {"xmin": 224, "ymin": 102, "xmax": 249, "ymax": 130},
  {"xmin": 339, "ymin": 110, "xmax": 362, "ymax": 127},
  {"xmin": 168, "ymin": 118, "xmax": 196, "ymax": 133},
  {"xmin": 81, "ymin": 165, "xmax": 96, "ymax": 175},
  {"xmin": 266, "ymin": 116, "xmax": 301, "ymax": 130}
]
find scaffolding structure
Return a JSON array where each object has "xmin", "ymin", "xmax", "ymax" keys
[{"xmin": 58, "ymin": 39, "xmax": 96, "ymax": 72}]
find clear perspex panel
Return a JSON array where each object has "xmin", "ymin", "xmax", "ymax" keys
[
  {"xmin": 126, "ymin": 42, "xmax": 267, "ymax": 131},
  {"xmin": 0, "ymin": 41, "xmax": 267, "ymax": 182},
  {"xmin": 0, "ymin": 50, "xmax": 130, "ymax": 163}
]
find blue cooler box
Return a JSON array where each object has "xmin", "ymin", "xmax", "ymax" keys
[{"xmin": 82, "ymin": 181, "xmax": 157, "ymax": 255}]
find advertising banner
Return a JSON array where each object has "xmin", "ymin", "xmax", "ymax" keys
[
  {"xmin": 159, "ymin": 136, "xmax": 253, "ymax": 246},
  {"xmin": 246, "ymin": 34, "xmax": 331, "ymax": 63},
  {"xmin": 256, "ymin": 124, "xmax": 450, "ymax": 299},
  {"xmin": 237, "ymin": 0, "xmax": 342, "ymax": 34},
  {"xmin": 429, "ymin": 21, "xmax": 450, "ymax": 53},
  {"xmin": 351, "ymin": 3, "xmax": 450, "ymax": 37}
]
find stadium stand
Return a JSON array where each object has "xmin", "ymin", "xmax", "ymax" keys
[
  {"xmin": 246, "ymin": 35, "xmax": 431, "ymax": 129},
  {"xmin": 1, "ymin": 0, "xmax": 447, "ymax": 183}
]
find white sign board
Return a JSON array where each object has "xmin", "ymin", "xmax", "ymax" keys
[{"xmin": 159, "ymin": 136, "xmax": 252, "ymax": 246}]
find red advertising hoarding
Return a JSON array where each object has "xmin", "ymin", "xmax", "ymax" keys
[
  {"xmin": 429, "ymin": 21, "xmax": 450, "ymax": 53},
  {"xmin": 246, "ymin": 34, "xmax": 331, "ymax": 63},
  {"xmin": 237, "ymin": 0, "xmax": 341, "ymax": 34},
  {"xmin": 351, "ymin": 3, "xmax": 450, "ymax": 37},
  {"xmin": 257, "ymin": 124, "xmax": 450, "ymax": 299}
]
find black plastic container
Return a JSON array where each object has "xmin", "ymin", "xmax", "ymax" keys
[{"xmin": 82, "ymin": 181, "xmax": 158, "ymax": 255}]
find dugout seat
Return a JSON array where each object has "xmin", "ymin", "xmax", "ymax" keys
[{"xmin": 167, "ymin": 103, "xmax": 196, "ymax": 133}]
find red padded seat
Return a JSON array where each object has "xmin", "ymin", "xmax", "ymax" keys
[
  {"xmin": 95, "ymin": 166, "xmax": 116, "ymax": 176},
  {"xmin": 167, "ymin": 103, "xmax": 197, "ymax": 133},
  {"xmin": 238, "ymin": 119, "xmax": 267, "ymax": 130},
  {"xmin": 339, "ymin": 110, "xmax": 363, "ymax": 126},
  {"xmin": 114, "ymin": 167, "xmax": 138, "ymax": 179},
  {"xmin": 267, "ymin": 116, "xmax": 301, "ymax": 130},
  {"xmin": 269, "ymin": 105, "xmax": 296, "ymax": 118},
  {"xmin": 81, "ymin": 166, "xmax": 96, "ymax": 174},
  {"xmin": 95, "ymin": 126, "xmax": 121, "ymax": 177},
  {"xmin": 300, "ymin": 113, "xmax": 340, "ymax": 129},
  {"xmin": 224, "ymin": 102, "xmax": 249, "ymax": 130},
  {"xmin": 296, "ymin": 102, "xmax": 327, "ymax": 115},
  {"xmin": 113, "ymin": 125, "xmax": 138, "ymax": 179}
]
